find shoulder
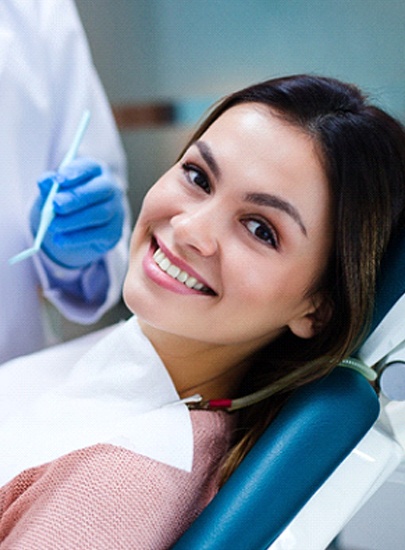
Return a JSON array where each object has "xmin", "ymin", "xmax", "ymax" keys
[
  {"xmin": 0, "ymin": 412, "xmax": 236, "ymax": 548},
  {"xmin": 190, "ymin": 409, "xmax": 235, "ymax": 468},
  {"xmin": 0, "ymin": 0, "xmax": 81, "ymax": 41}
]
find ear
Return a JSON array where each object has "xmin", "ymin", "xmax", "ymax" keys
[{"xmin": 288, "ymin": 292, "xmax": 333, "ymax": 339}]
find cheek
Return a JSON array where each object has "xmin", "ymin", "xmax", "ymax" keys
[
  {"xmin": 138, "ymin": 185, "xmax": 164, "ymax": 221},
  {"xmin": 137, "ymin": 176, "xmax": 182, "ymax": 226},
  {"xmin": 230, "ymin": 258, "xmax": 312, "ymax": 318}
]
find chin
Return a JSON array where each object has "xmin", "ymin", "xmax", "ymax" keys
[
  {"xmin": 122, "ymin": 273, "xmax": 139, "ymax": 315},
  {"xmin": 122, "ymin": 278, "xmax": 160, "ymax": 327}
]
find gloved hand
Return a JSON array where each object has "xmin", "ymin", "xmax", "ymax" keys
[{"xmin": 30, "ymin": 158, "xmax": 125, "ymax": 269}]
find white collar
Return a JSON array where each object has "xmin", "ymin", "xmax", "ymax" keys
[{"xmin": 0, "ymin": 317, "xmax": 194, "ymax": 486}]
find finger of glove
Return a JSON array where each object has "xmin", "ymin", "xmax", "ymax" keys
[
  {"xmin": 48, "ymin": 196, "xmax": 124, "ymax": 235},
  {"xmin": 54, "ymin": 214, "xmax": 123, "ymax": 249},
  {"xmin": 41, "ymin": 236, "xmax": 108, "ymax": 269},
  {"xmin": 56, "ymin": 158, "xmax": 103, "ymax": 190},
  {"xmin": 37, "ymin": 173, "xmax": 64, "ymax": 199},
  {"xmin": 37, "ymin": 159, "xmax": 101, "ymax": 195},
  {"xmin": 53, "ymin": 175, "xmax": 122, "ymax": 215},
  {"xmin": 43, "ymin": 213, "xmax": 124, "ymax": 266}
]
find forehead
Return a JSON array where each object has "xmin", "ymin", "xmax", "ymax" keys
[
  {"xmin": 202, "ymin": 103, "xmax": 316, "ymax": 158},
  {"xmin": 199, "ymin": 103, "xmax": 325, "ymax": 190}
]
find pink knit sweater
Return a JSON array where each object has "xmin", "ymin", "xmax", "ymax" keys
[{"xmin": 0, "ymin": 410, "xmax": 234, "ymax": 549}]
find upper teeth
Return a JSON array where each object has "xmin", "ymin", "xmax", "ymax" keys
[{"xmin": 153, "ymin": 248, "xmax": 207, "ymax": 291}]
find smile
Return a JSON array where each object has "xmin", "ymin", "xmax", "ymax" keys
[{"xmin": 153, "ymin": 248, "xmax": 214, "ymax": 294}]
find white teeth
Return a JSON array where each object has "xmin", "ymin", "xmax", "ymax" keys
[
  {"xmin": 153, "ymin": 247, "xmax": 209, "ymax": 292},
  {"xmin": 153, "ymin": 250, "xmax": 165, "ymax": 263},
  {"xmin": 185, "ymin": 276, "xmax": 197, "ymax": 288},
  {"xmin": 159, "ymin": 258, "xmax": 171, "ymax": 272},
  {"xmin": 167, "ymin": 265, "xmax": 181, "ymax": 278},
  {"xmin": 177, "ymin": 271, "xmax": 188, "ymax": 283}
]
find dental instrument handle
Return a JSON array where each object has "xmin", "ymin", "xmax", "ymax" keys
[
  {"xmin": 32, "ymin": 176, "xmax": 60, "ymax": 250},
  {"xmin": 58, "ymin": 109, "xmax": 91, "ymax": 170},
  {"xmin": 33, "ymin": 109, "xmax": 91, "ymax": 249},
  {"xmin": 9, "ymin": 110, "xmax": 91, "ymax": 265}
]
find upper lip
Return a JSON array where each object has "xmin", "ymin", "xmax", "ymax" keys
[{"xmin": 154, "ymin": 236, "xmax": 216, "ymax": 294}]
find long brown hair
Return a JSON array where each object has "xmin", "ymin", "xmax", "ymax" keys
[{"xmin": 181, "ymin": 75, "xmax": 405, "ymax": 482}]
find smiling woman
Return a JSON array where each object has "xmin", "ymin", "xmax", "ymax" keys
[
  {"xmin": 1, "ymin": 74, "xmax": 405, "ymax": 548},
  {"xmin": 124, "ymin": 102, "xmax": 332, "ymax": 401}
]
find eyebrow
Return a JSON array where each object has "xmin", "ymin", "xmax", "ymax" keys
[
  {"xmin": 195, "ymin": 141, "xmax": 221, "ymax": 179},
  {"xmin": 194, "ymin": 140, "xmax": 307, "ymax": 237},
  {"xmin": 245, "ymin": 193, "xmax": 307, "ymax": 236}
]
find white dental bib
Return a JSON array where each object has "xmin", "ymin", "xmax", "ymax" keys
[{"xmin": 0, "ymin": 316, "xmax": 193, "ymax": 487}]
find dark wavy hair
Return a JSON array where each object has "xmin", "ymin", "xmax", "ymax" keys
[{"xmin": 180, "ymin": 74, "xmax": 405, "ymax": 481}]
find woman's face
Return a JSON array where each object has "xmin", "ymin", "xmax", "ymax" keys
[{"xmin": 124, "ymin": 103, "xmax": 332, "ymax": 354}]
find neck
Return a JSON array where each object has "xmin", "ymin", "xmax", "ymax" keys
[{"xmin": 138, "ymin": 319, "xmax": 254, "ymax": 400}]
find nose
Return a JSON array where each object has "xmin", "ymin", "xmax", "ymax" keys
[{"xmin": 171, "ymin": 205, "xmax": 219, "ymax": 257}]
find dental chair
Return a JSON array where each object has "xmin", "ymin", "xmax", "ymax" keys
[{"xmin": 173, "ymin": 230, "xmax": 405, "ymax": 550}]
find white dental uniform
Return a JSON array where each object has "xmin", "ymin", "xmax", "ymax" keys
[{"xmin": 0, "ymin": 0, "xmax": 130, "ymax": 363}]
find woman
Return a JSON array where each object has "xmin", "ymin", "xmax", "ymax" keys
[{"xmin": 0, "ymin": 75, "xmax": 404, "ymax": 548}]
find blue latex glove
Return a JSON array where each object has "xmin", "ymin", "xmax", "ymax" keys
[{"xmin": 30, "ymin": 158, "xmax": 124, "ymax": 269}]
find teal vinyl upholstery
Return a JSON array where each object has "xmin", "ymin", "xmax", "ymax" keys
[{"xmin": 173, "ymin": 368, "xmax": 379, "ymax": 550}]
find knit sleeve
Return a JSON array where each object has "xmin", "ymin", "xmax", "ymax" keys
[{"xmin": 0, "ymin": 411, "xmax": 234, "ymax": 549}]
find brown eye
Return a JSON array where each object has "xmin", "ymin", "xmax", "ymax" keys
[
  {"xmin": 182, "ymin": 163, "xmax": 211, "ymax": 194},
  {"xmin": 242, "ymin": 219, "xmax": 278, "ymax": 248}
]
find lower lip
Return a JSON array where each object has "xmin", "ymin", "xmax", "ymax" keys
[{"xmin": 142, "ymin": 243, "xmax": 206, "ymax": 295}]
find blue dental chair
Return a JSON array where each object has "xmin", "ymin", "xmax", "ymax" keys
[{"xmin": 174, "ymin": 230, "xmax": 405, "ymax": 550}]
